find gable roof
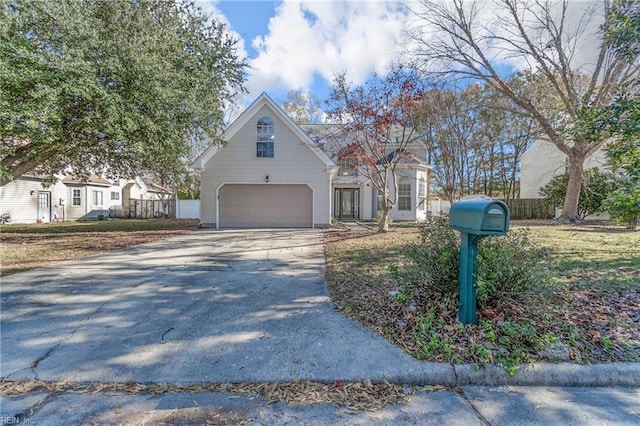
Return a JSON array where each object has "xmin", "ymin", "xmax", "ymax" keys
[
  {"xmin": 62, "ymin": 174, "xmax": 112, "ymax": 187},
  {"xmin": 192, "ymin": 92, "xmax": 335, "ymax": 170},
  {"xmin": 378, "ymin": 148, "xmax": 430, "ymax": 169}
]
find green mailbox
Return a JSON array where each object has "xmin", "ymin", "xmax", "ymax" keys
[
  {"xmin": 448, "ymin": 199, "xmax": 510, "ymax": 324},
  {"xmin": 449, "ymin": 199, "xmax": 510, "ymax": 236}
]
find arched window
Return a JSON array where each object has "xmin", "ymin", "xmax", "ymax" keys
[
  {"xmin": 398, "ymin": 176, "xmax": 411, "ymax": 211},
  {"xmin": 256, "ymin": 117, "xmax": 274, "ymax": 157}
]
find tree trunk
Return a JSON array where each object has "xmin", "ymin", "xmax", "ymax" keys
[
  {"xmin": 378, "ymin": 174, "xmax": 391, "ymax": 233},
  {"xmin": 378, "ymin": 207, "xmax": 391, "ymax": 233},
  {"xmin": 558, "ymin": 150, "xmax": 586, "ymax": 223}
]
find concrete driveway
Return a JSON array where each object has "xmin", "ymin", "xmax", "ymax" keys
[{"xmin": 1, "ymin": 229, "xmax": 447, "ymax": 385}]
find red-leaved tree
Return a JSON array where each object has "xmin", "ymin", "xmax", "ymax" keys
[{"xmin": 326, "ymin": 65, "xmax": 426, "ymax": 233}]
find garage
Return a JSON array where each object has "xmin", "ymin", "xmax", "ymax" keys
[{"xmin": 218, "ymin": 184, "xmax": 313, "ymax": 228}]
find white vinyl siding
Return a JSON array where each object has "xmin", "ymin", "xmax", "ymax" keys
[{"xmin": 200, "ymin": 104, "xmax": 331, "ymax": 227}]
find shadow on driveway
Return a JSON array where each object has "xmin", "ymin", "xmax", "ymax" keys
[{"xmin": 1, "ymin": 229, "xmax": 441, "ymax": 385}]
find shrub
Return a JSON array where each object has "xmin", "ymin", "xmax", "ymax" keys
[
  {"xmin": 409, "ymin": 215, "xmax": 459, "ymax": 296},
  {"xmin": 539, "ymin": 168, "xmax": 618, "ymax": 219},
  {"xmin": 475, "ymin": 230, "xmax": 549, "ymax": 303},
  {"xmin": 409, "ymin": 215, "xmax": 548, "ymax": 306},
  {"xmin": 605, "ymin": 182, "xmax": 640, "ymax": 229}
]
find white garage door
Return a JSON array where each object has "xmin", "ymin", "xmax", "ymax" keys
[{"xmin": 218, "ymin": 184, "xmax": 313, "ymax": 228}]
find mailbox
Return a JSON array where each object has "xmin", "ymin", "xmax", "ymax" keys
[
  {"xmin": 449, "ymin": 199, "xmax": 510, "ymax": 236},
  {"xmin": 448, "ymin": 199, "xmax": 510, "ymax": 325}
]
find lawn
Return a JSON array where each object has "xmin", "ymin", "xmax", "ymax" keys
[
  {"xmin": 0, "ymin": 219, "xmax": 200, "ymax": 275},
  {"xmin": 324, "ymin": 221, "xmax": 640, "ymax": 372}
]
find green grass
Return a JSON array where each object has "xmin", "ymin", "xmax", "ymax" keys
[
  {"xmin": 0, "ymin": 218, "xmax": 200, "ymax": 234},
  {"xmin": 525, "ymin": 225, "xmax": 640, "ymax": 291}
]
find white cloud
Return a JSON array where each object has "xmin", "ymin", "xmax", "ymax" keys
[{"xmin": 246, "ymin": 0, "xmax": 408, "ymax": 98}]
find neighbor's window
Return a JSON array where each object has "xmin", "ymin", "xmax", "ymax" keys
[
  {"xmin": 72, "ymin": 188, "xmax": 81, "ymax": 206},
  {"xmin": 398, "ymin": 176, "xmax": 411, "ymax": 211},
  {"xmin": 257, "ymin": 117, "xmax": 274, "ymax": 157},
  {"xmin": 418, "ymin": 176, "xmax": 426, "ymax": 211},
  {"xmin": 111, "ymin": 191, "xmax": 120, "ymax": 201},
  {"xmin": 92, "ymin": 190, "xmax": 104, "ymax": 206}
]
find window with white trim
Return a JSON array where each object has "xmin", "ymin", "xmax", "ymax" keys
[
  {"xmin": 92, "ymin": 190, "xmax": 104, "ymax": 206},
  {"xmin": 418, "ymin": 176, "xmax": 426, "ymax": 211},
  {"xmin": 398, "ymin": 176, "xmax": 411, "ymax": 211},
  {"xmin": 72, "ymin": 188, "xmax": 82, "ymax": 206},
  {"xmin": 256, "ymin": 117, "xmax": 274, "ymax": 157},
  {"xmin": 111, "ymin": 191, "xmax": 120, "ymax": 201}
]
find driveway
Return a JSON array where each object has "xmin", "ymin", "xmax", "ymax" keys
[{"xmin": 1, "ymin": 229, "xmax": 448, "ymax": 385}]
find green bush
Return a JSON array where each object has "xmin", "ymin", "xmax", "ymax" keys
[
  {"xmin": 409, "ymin": 215, "xmax": 548, "ymax": 306},
  {"xmin": 476, "ymin": 230, "xmax": 549, "ymax": 303},
  {"xmin": 409, "ymin": 215, "xmax": 460, "ymax": 297},
  {"xmin": 605, "ymin": 182, "xmax": 640, "ymax": 229}
]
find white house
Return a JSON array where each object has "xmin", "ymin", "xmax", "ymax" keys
[
  {"xmin": 0, "ymin": 174, "xmax": 172, "ymax": 224},
  {"xmin": 193, "ymin": 93, "xmax": 430, "ymax": 228},
  {"xmin": 520, "ymin": 140, "xmax": 609, "ymax": 199}
]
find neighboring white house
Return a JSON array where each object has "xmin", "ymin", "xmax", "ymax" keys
[
  {"xmin": 520, "ymin": 140, "xmax": 609, "ymax": 199},
  {"xmin": 0, "ymin": 174, "xmax": 172, "ymax": 224},
  {"xmin": 192, "ymin": 92, "xmax": 430, "ymax": 228}
]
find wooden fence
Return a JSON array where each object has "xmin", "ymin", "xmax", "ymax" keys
[
  {"xmin": 503, "ymin": 198, "xmax": 555, "ymax": 220},
  {"xmin": 127, "ymin": 199, "xmax": 176, "ymax": 219}
]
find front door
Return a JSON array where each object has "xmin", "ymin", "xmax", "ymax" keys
[
  {"xmin": 334, "ymin": 188, "xmax": 360, "ymax": 219},
  {"xmin": 38, "ymin": 191, "xmax": 51, "ymax": 222}
]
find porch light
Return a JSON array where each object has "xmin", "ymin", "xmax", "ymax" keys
[{"xmin": 265, "ymin": 175, "xmax": 269, "ymax": 183}]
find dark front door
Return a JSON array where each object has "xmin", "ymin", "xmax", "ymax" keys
[{"xmin": 334, "ymin": 188, "xmax": 360, "ymax": 219}]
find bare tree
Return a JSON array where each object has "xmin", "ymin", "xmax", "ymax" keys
[
  {"xmin": 406, "ymin": 0, "xmax": 639, "ymax": 222},
  {"xmin": 326, "ymin": 66, "xmax": 425, "ymax": 232},
  {"xmin": 282, "ymin": 90, "xmax": 325, "ymax": 124},
  {"xmin": 416, "ymin": 85, "xmax": 485, "ymax": 202}
]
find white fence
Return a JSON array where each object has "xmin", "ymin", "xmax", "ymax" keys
[
  {"xmin": 176, "ymin": 199, "xmax": 201, "ymax": 219},
  {"xmin": 428, "ymin": 199, "xmax": 452, "ymax": 216}
]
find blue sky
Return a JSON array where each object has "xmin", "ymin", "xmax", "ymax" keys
[
  {"xmin": 202, "ymin": 0, "xmax": 409, "ymax": 107},
  {"xmin": 200, "ymin": 0, "xmax": 603, "ymax": 114}
]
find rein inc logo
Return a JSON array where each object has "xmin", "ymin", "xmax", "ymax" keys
[{"xmin": 1, "ymin": 417, "xmax": 33, "ymax": 424}]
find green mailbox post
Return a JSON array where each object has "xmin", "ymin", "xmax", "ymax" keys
[{"xmin": 448, "ymin": 199, "xmax": 510, "ymax": 324}]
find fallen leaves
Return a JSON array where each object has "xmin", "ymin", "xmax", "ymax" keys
[
  {"xmin": 0, "ymin": 379, "xmax": 450, "ymax": 411},
  {"xmin": 323, "ymin": 224, "xmax": 640, "ymax": 367}
]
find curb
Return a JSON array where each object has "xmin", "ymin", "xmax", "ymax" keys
[{"xmin": 390, "ymin": 362, "xmax": 640, "ymax": 387}]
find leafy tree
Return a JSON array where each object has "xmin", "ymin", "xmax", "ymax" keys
[
  {"xmin": 326, "ymin": 65, "xmax": 426, "ymax": 233},
  {"xmin": 407, "ymin": 0, "xmax": 638, "ymax": 222},
  {"xmin": 539, "ymin": 168, "xmax": 619, "ymax": 220},
  {"xmin": 0, "ymin": 0, "xmax": 246, "ymax": 187}
]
